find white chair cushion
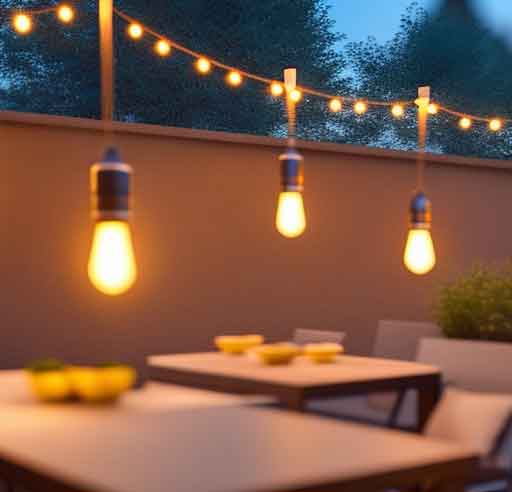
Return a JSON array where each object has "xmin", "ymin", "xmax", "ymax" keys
[{"xmin": 425, "ymin": 387, "xmax": 512, "ymax": 456}]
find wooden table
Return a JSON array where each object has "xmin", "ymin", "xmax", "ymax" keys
[
  {"xmin": 0, "ymin": 403, "xmax": 476, "ymax": 492},
  {"xmin": 148, "ymin": 352, "xmax": 442, "ymax": 430}
]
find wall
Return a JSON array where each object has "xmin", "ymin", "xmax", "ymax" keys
[{"xmin": 2, "ymin": 112, "xmax": 512, "ymax": 377}]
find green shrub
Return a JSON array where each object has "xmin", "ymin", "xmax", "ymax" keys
[{"xmin": 435, "ymin": 264, "xmax": 512, "ymax": 342}]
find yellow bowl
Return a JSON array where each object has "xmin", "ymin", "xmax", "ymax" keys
[
  {"xmin": 252, "ymin": 343, "xmax": 300, "ymax": 365},
  {"xmin": 303, "ymin": 343, "xmax": 344, "ymax": 363},
  {"xmin": 67, "ymin": 366, "xmax": 136, "ymax": 403},
  {"xmin": 27, "ymin": 370, "xmax": 73, "ymax": 402},
  {"xmin": 215, "ymin": 335, "xmax": 264, "ymax": 354}
]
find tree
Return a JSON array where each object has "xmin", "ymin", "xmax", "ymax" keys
[
  {"xmin": 0, "ymin": 0, "xmax": 349, "ymax": 138},
  {"xmin": 345, "ymin": 1, "xmax": 512, "ymax": 159}
]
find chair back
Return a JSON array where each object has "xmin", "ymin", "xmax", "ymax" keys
[
  {"xmin": 417, "ymin": 337, "xmax": 512, "ymax": 393},
  {"xmin": 293, "ymin": 329, "xmax": 345, "ymax": 345},
  {"xmin": 374, "ymin": 320, "xmax": 441, "ymax": 360}
]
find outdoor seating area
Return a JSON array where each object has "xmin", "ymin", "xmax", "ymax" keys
[{"xmin": 2, "ymin": 0, "xmax": 512, "ymax": 491}]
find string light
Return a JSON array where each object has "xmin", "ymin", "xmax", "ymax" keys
[
  {"xmin": 458, "ymin": 117, "xmax": 472, "ymax": 130},
  {"xmin": 427, "ymin": 103, "xmax": 439, "ymax": 115},
  {"xmin": 489, "ymin": 119, "xmax": 502, "ymax": 132},
  {"xmin": 154, "ymin": 39, "xmax": 171, "ymax": 57},
  {"xmin": 57, "ymin": 4, "xmax": 74, "ymax": 23},
  {"xmin": 127, "ymin": 23, "xmax": 143, "ymax": 39},
  {"xmin": 329, "ymin": 98, "xmax": 342, "ymax": 113},
  {"xmin": 196, "ymin": 57, "xmax": 211, "ymax": 74},
  {"xmin": 391, "ymin": 104, "xmax": 405, "ymax": 118},
  {"xmin": 227, "ymin": 71, "xmax": 242, "ymax": 87},
  {"xmin": 289, "ymin": 89, "xmax": 302, "ymax": 103},
  {"xmin": 12, "ymin": 13, "xmax": 32, "ymax": 34},
  {"xmin": 354, "ymin": 101, "xmax": 368, "ymax": 115},
  {"xmin": 270, "ymin": 82, "xmax": 284, "ymax": 97},
  {"xmin": 7, "ymin": 4, "xmax": 511, "ymax": 135}
]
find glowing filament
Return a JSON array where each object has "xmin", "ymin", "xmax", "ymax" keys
[
  {"xmin": 458, "ymin": 117, "xmax": 472, "ymax": 130},
  {"xmin": 391, "ymin": 104, "xmax": 405, "ymax": 118},
  {"xmin": 88, "ymin": 221, "xmax": 137, "ymax": 296},
  {"xmin": 354, "ymin": 101, "xmax": 368, "ymax": 115},
  {"xmin": 13, "ymin": 13, "xmax": 32, "ymax": 34},
  {"xmin": 155, "ymin": 39, "xmax": 171, "ymax": 56},
  {"xmin": 127, "ymin": 23, "xmax": 143, "ymax": 39},
  {"xmin": 489, "ymin": 119, "xmax": 502, "ymax": 132},
  {"xmin": 196, "ymin": 57, "xmax": 211, "ymax": 74},
  {"xmin": 276, "ymin": 192, "xmax": 306, "ymax": 238},
  {"xmin": 270, "ymin": 82, "xmax": 284, "ymax": 97},
  {"xmin": 403, "ymin": 229, "xmax": 436, "ymax": 275},
  {"xmin": 289, "ymin": 89, "xmax": 302, "ymax": 103},
  {"xmin": 427, "ymin": 103, "xmax": 439, "ymax": 115},
  {"xmin": 227, "ymin": 71, "xmax": 242, "ymax": 87},
  {"xmin": 329, "ymin": 98, "xmax": 342, "ymax": 112},
  {"xmin": 57, "ymin": 4, "xmax": 74, "ymax": 23}
]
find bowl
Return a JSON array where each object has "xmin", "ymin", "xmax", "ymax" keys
[
  {"xmin": 215, "ymin": 335, "xmax": 264, "ymax": 354},
  {"xmin": 252, "ymin": 343, "xmax": 300, "ymax": 365},
  {"xmin": 303, "ymin": 343, "xmax": 344, "ymax": 363}
]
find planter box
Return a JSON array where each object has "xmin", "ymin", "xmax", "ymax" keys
[{"xmin": 417, "ymin": 337, "xmax": 512, "ymax": 393}]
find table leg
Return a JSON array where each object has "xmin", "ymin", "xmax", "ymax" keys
[{"xmin": 417, "ymin": 375, "xmax": 442, "ymax": 432}]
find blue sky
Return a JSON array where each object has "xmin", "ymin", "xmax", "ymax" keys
[{"xmin": 328, "ymin": 0, "xmax": 512, "ymax": 45}]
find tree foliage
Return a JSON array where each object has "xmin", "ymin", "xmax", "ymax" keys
[
  {"xmin": 345, "ymin": 2, "xmax": 512, "ymax": 159},
  {"xmin": 0, "ymin": 0, "xmax": 349, "ymax": 138}
]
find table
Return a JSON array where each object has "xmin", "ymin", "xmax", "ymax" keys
[
  {"xmin": 148, "ymin": 352, "xmax": 442, "ymax": 430},
  {"xmin": 0, "ymin": 404, "xmax": 476, "ymax": 492}
]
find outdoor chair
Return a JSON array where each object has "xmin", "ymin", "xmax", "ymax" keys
[{"xmin": 306, "ymin": 320, "xmax": 440, "ymax": 429}]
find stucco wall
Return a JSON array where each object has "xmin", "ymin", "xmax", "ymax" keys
[{"xmin": 2, "ymin": 112, "xmax": 511, "ymax": 376}]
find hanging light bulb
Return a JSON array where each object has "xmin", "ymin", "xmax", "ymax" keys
[
  {"xmin": 458, "ymin": 117, "xmax": 472, "ymax": 130},
  {"xmin": 288, "ymin": 89, "xmax": 302, "ymax": 103},
  {"xmin": 154, "ymin": 39, "xmax": 171, "ymax": 57},
  {"xmin": 270, "ymin": 82, "xmax": 284, "ymax": 97},
  {"xmin": 196, "ymin": 57, "xmax": 211, "ymax": 74},
  {"xmin": 276, "ymin": 148, "xmax": 306, "ymax": 238},
  {"xmin": 57, "ymin": 4, "xmax": 74, "ymax": 23},
  {"xmin": 391, "ymin": 104, "xmax": 405, "ymax": 118},
  {"xmin": 226, "ymin": 71, "xmax": 242, "ymax": 87},
  {"xmin": 403, "ymin": 192, "xmax": 436, "ymax": 275},
  {"xmin": 427, "ymin": 103, "xmax": 439, "ymax": 115},
  {"xmin": 354, "ymin": 100, "xmax": 368, "ymax": 115},
  {"xmin": 329, "ymin": 98, "xmax": 342, "ymax": 113},
  {"xmin": 88, "ymin": 148, "xmax": 137, "ymax": 296},
  {"xmin": 127, "ymin": 23, "xmax": 143, "ymax": 39},
  {"xmin": 12, "ymin": 13, "xmax": 32, "ymax": 34},
  {"xmin": 489, "ymin": 119, "xmax": 502, "ymax": 132}
]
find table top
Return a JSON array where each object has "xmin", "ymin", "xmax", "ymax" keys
[
  {"xmin": 0, "ymin": 403, "xmax": 475, "ymax": 492},
  {"xmin": 148, "ymin": 352, "xmax": 440, "ymax": 389}
]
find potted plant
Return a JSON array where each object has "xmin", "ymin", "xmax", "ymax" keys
[{"xmin": 435, "ymin": 263, "xmax": 512, "ymax": 343}]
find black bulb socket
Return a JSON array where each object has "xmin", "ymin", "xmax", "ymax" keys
[
  {"xmin": 90, "ymin": 147, "xmax": 133, "ymax": 221},
  {"xmin": 280, "ymin": 147, "xmax": 304, "ymax": 193},
  {"xmin": 409, "ymin": 191, "xmax": 432, "ymax": 229}
]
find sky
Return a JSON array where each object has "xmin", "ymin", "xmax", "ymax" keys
[{"xmin": 328, "ymin": 0, "xmax": 512, "ymax": 45}]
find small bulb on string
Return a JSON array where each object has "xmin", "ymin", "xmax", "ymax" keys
[
  {"xmin": 270, "ymin": 82, "xmax": 284, "ymax": 97},
  {"xmin": 329, "ymin": 98, "xmax": 342, "ymax": 113},
  {"xmin": 289, "ymin": 89, "xmax": 302, "ymax": 103},
  {"xmin": 127, "ymin": 23, "xmax": 143, "ymax": 39},
  {"xmin": 427, "ymin": 103, "xmax": 439, "ymax": 115},
  {"xmin": 154, "ymin": 39, "xmax": 171, "ymax": 57},
  {"xmin": 226, "ymin": 71, "xmax": 242, "ymax": 87},
  {"xmin": 458, "ymin": 117, "xmax": 472, "ymax": 130},
  {"xmin": 391, "ymin": 104, "xmax": 405, "ymax": 118},
  {"xmin": 12, "ymin": 13, "xmax": 32, "ymax": 34},
  {"xmin": 354, "ymin": 101, "xmax": 368, "ymax": 115},
  {"xmin": 196, "ymin": 57, "xmax": 211, "ymax": 74},
  {"xmin": 57, "ymin": 4, "xmax": 74, "ymax": 23},
  {"xmin": 489, "ymin": 119, "xmax": 502, "ymax": 132}
]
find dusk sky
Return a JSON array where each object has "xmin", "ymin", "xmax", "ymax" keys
[{"xmin": 328, "ymin": 0, "xmax": 512, "ymax": 45}]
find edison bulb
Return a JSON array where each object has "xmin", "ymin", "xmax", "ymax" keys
[
  {"xmin": 329, "ymin": 98, "xmax": 342, "ymax": 112},
  {"xmin": 391, "ymin": 104, "xmax": 404, "ymax": 118},
  {"xmin": 196, "ymin": 57, "xmax": 211, "ymax": 74},
  {"xmin": 88, "ymin": 221, "xmax": 137, "ymax": 295},
  {"xmin": 459, "ymin": 117, "xmax": 472, "ymax": 130},
  {"xmin": 154, "ymin": 39, "xmax": 171, "ymax": 56},
  {"xmin": 427, "ymin": 103, "xmax": 439, "ymax": 115},
  {"xmin": 13, "ymin": 13, "xmax": 32, "ymax": 34},
  {"xmin": 270, "ymin": 82, "xmax": 284, "ymax": 97},
  {"xmin": 489, "ymin": 119, "xmax": 502, "ymax": 132},
  {"xmin": 289, "ymin": 89, "xmax": 302, "ymax": 103},
  {"xmin": 227, "ymin": 71, "xmax": 242, "ymax": 86},
  {"xmin": 403, "ymin": 229, "xmax": 436, "ymax": 275},
  {"xmin": 57, "ymin": 5, "xmax": 74, "ymax": 23},
  {"xmin": 354, "ymin": 101, "xmax": 367, "ymax": 115},
  {"xmin": 276, "ymin": 192, "xmax": 306, "ymax": 238},
  {"xmin": 127, "ymin": 23, "xmax": 143, "ymax": 39}
]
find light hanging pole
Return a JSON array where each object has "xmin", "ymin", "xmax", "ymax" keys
[
  {"xmin": 87, "ymin": 0, "xmax": 137, "ymax": 295},
  {"xmin": 403, "ymin": 86, "xmax": 436, "ymax": 275},
  {"xmin": 275, "ymin": 68, "xmax": 306, "ymax": 239}
]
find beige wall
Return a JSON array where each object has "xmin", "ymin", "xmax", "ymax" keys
[{"xmin": 2, "ymin": 112, "xmax": 512, "ymax": 376}]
